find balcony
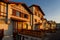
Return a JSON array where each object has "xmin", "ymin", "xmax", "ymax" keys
[
  {"xmin": 11, "ymin": 15, "xmax": 29, "ymax": 22},
  {"xmin": 17, "ymin": 29, "xmax": 46, "ymax": 38},
  {"xmin": 11, "ymin": 9, "xmax": 30, "ymax": 22}
]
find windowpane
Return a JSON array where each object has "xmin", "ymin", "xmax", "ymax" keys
[
  {"xmin": 0, "ymin": 16, "xmax": 6, "ymax": 24},
  {"xmin": 19, "ymin": 12, "xmax": 21, "ymax": 17},
  {"xmin": 26, "ymin": 24, "xmax": 28, "ymax": 29},
  {"xmin": 35, "ymin": 12, "xmax": 37, "ymax": 16},
  {"xmin": 12, "ymin": 9, "xmax": 16, "ymax": 16},
  {"xmin": 1, "ymin": 5, "xmax": 4, "ymax": 12},
  {"xmin": 18, "ymin": 22, "xmax": 22, "ymax": 29},
  {"xmin": 38, "ymin": 14, "xmax": 40, "ymax": 17},
  {"xmin": 0, "ymin": 3, "xmax": 1, "ymax": 15},
  {"xmin": 35, "ymin": 19, "xmax": 37, "ymax": 22},
  {"xmin": 13, "ymin": 21, "xmax": 18, "ymax": 32},
  {"xmin": 16, "ymin": 11, "xmax": 20, "ymax": 17},
  {"xmin": 4, "ymin": 6, "xmax": 6, "ymax": 13},
  {"xmin": 0, "ymin": 3, "xmax": 6, "ymax": 16},
  {"xmin": 24, "ymin": 14, "xmax": 28, "ymax": 19}
]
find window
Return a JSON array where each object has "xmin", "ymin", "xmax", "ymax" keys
[
  {"xmin": 24, "ymin": 14, "xmax": 28, "ymax": 19},
  {"xmin": 19, "ymin": 12, "xmax": 22, "ymax": 17},
  {"xmin": 18, "ymin": 22, "xmax": 23, "ymax": 29},
  {"xmin": 12, "ymin": 9, "xmax": 16, "ymax": 16},
  {"xmin": 0, "ymin": 3, "xmax": 6, "ymax": 16},
  {"xmin": 0, "ymin": 17, "xmax": 6, "ymax": 24},
  {"xmin": 0, "ymin": 3, "xmax": 1, "ymax": 15},
  {"xmin": 12, "ymin": 21, "xmax": 18, "ymax": 34},
  {"xmin": 0, "ymin": 3, "xmax": 6, "ymax": 23},
  {"xmin": 35, "ymin": 19, "xmax": 37, "ymax": 22},
  {"xmin": 38, "ymin": 14, "xmax": 40, "ymax": 17},
  {"xmin": 26, "ymin": 24, "xmax": 28, "ymax": 29},
  {"xmin": 16, "ymin": 11, "xmax": 20, "ymax": 17},
  {"xmin": 12, "ymin": 9, "xmax": 22, "ymax": 17},
  {"xmin": 35, "ymin": 12, "xmax": 37, "ymax": 16}
]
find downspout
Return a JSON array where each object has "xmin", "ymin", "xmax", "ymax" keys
[
  {"xmin": 32, "ymin": 14, "xmax": 33, "ymax": 30},
  {"xmin": 6, "ymin": 3, "xmax": 8, "ymax": 24}
]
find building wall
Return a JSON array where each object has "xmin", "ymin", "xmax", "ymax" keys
[
  {"xmin": 48, "ymin": 21, "xmax": 56, "ymax": 30},
  {"xmin": 0, "ymin": 2, "xmax": 8, "ymax": 30},
  {"xmin": 9, "ymin": 3, "xmax": 31, "ymax": 29},
  {"xmin": 29, "ymin": 7, "xmax": 33, "ymax": 30},
  {"xmin": 29, "ymin": 6, "xmax": 44, "ymax": 30},
  {"xmin": 40, "ymin": 19, "xmax": 46, "ymax": 30},
  {"xmin": 0, "ymin": 2, "xmax": 13, "ymax": 40},
  {"xmin": 0, "ymin": 2, "xmax": 31, "ymax": 40}
]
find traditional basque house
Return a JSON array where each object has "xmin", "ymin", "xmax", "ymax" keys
[
  {"xmin": 0, "ymin": 0, "xmax": 32, "ymax": 40},
  {"xmin": 29, "ymin": 5, "xmax": 45, "ymax": 30},
  {"xmin": 48, "ymin": 21, "xmax": 56, "ymax": 30}
]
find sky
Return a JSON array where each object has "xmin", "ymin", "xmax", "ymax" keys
[{"xmin": 11, "ymin": 0, "xmax": 60, "ymax": 23}]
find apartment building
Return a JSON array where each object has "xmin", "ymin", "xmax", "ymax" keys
[
  {"xmin": 29, "ymin": 5, "xmax": 45, "ymax": 30},
  {"xmin": 0, "ymin": 0, "xmax": 32, "ymax": 40}
]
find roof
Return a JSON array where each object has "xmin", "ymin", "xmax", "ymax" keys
[
  {"xmin": 41, "ymin": 18, "xmax": 47, "ymax": 21},
  {"xmin": 0, "ymin": 0, "xmax": 24, "ymax": 4},
  {"xmin": 21, "ymin": 4, "xmax": 33, "ymax": 14},
  {"xmin": 29, "ymin": 5, "xmax": 45, "ymax": 15},
  {"xmin": 0, "ymin": 0, "xmax": 33, "ymax": 14}
]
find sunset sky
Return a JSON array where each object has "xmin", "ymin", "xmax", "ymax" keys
[{"xmin": 11, "ymin": 0, "xmax": 60, "ymax": 23}]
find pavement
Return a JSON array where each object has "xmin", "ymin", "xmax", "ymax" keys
[{"xmin": 43, "ymin": 27, "xmax": 60, "ymax": 40}]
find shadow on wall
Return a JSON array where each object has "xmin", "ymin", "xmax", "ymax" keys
[{"xmin": 3, "ymin": 21, "xmax": 13, "ymax": 40}]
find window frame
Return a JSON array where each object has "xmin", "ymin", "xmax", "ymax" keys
[{"xmin": 0, "ymin": 3, "xmax": 6, "ymax": 17}]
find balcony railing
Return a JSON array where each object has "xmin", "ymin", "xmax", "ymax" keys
[
  {"xmin": 11, "ymin": 15, "xmax": 29, "ymax": 22},
  {"xmin": 17, "ymin": 29, "xmax": 46, "ymax": 38}
]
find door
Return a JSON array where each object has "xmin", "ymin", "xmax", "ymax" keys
[{"xmin": 12, "ymin": 20, "xmax": 23, "ymax": 40}]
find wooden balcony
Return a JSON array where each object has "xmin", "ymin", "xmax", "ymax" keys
[
  {"xmin": 17, "ymin": 29, "xmax": 46, "ymax": 38},
  {"xmin": 11, "ymin": 15, "xmax": 29, "ymax": 22}
]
